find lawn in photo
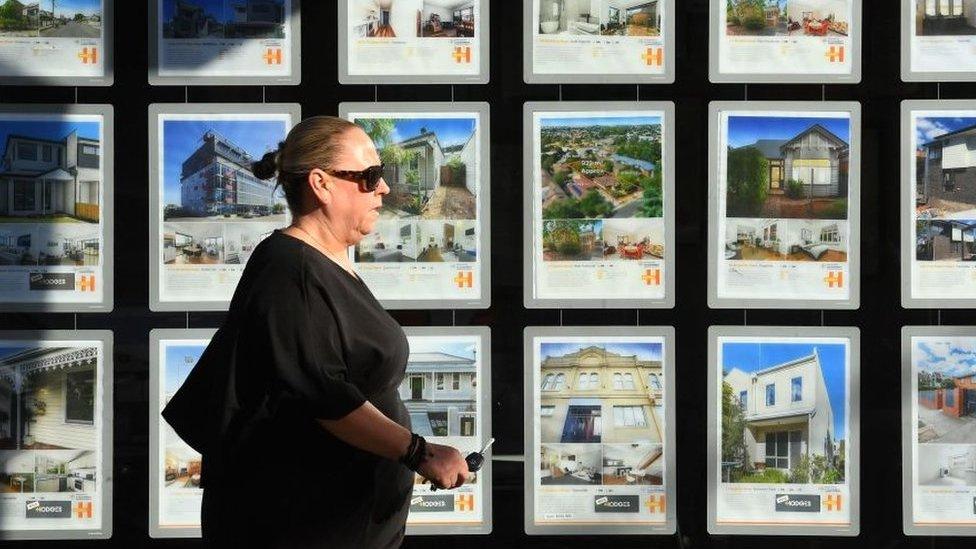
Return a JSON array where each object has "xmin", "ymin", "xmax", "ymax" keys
[
  {"xmin": 914, "ymin": 337, "xmax": 976, "ymax": 444},
  {"xmin": 914, "ymin": 116, "xmax": 976, "ymax": 218},
  {"xmin": 915, "ymin": 0, "xmax": 976, "ymax": 36},
  {"xmin": 539, "ymin": 342, "xmax": 664, "ymax": 444},
  {"xmin": 355, "ymin": 219, "xmax": 418, "ymax": 262},
  {"xmin": 720, "ymin": 341, "xmax": 847, "ymax": 484},
  {"xmin": 162, "ymin": 119, "xmax": 288, "ymax": 223},
  {"xmin": 725, "ymin": 115, "xmax": 850, "ymax": 220},
  {"xmin": 541, "ymin": 219, "xmax": 604, "ymax": 261},
  {"xmin": 725, "ymin": 0, "xmax": 848, "ymax": 37},
  {"xmin": 0, "ymin": 0, "xmax": 102, "ymax": 38},
  {"xmin": 163, "ymin": 0, "xmax": 285, "ymax": 39},
  {"xmin": 400, "ymin": 338, "xmax": 478, "ymax": 437},
  {"xmin": 0, "ymin": 345, "xmax": 98, "ymax": 451},
  {"xmin": 0, "ymin": 224, "xmax": 100, "ymax": 266},
  {"xmin": 601, "ymin": 442, "xmax": 663, "ymax": 485},
  {"xmin": 917, "ymin": 444, "xmax": 976, "ymax": 486},
  {"xmin": 355, "ymin": 116, "xmax": 478, "ymax": 220},
  {"xmin": 540, "ymin": 443, "xmax": 602, "ymax": 485},
  {"xmin": 162, "ymin": 343, "xmax": 204, "ymax": 491},
  {"xmin": 916, "ymin": 219, "xmax": 976, "ymax": 261},
  {"xmin": 0, "ymin": 118, "xmax": 102, "ymax": 224},
  {"xmin": 416, "ymin": 219, "xmax": 476, "ymax": 262},
  {"xmin": 540, "ymin": 115, "xmax": 662, "ymax": 220},
  {"xmin": 162, "ymin": 223, "xmax": 226, "ymax": 265},
  {"xmin": 600, "ymin": 217, "xmax": 664, "ymax": 260}
]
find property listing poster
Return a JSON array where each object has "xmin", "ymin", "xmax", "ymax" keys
[
  {"xmin": 345, "ymin": 0, "xmax": 483, "ymax": 78},
  {"xmin": 530, "ymin": 336, "xmax": 669, "ymax": 528},
  {"xmin": 0, "ymin": 114, "xmax": 106, "ymax": 308},
  {"xmin": 532, "ymin": 110, "xmax": 667, "ymax": 303},
  {"xmin": 716, "ymin": 110, "xmax": 853, "ymax": 302},
  {"xmin": 0, "ymin": 339, "xmax": 107, "ymax": 536},
  {"xmin": 155, "ymin": 112, "xmax": 292, "ymax": 308},
  {"xmin": 713, "ymin": 336, "xmax": 853, "ymax": 530},
  {"xmin": 154, "ymin": 338, "xmax": 208, "ymax": 535},
  {"xmin": 909, "ymin": 0, "xmax": 976, "ymax": 75},
  {"xmin": 156, "ymin": 0, "xmax": 294, "ymax": 78},
  {"xmin": 346, "ymin": 110, "xmax": 485, "ymax": 306},
  {"xmin": 909, "ymin": 110, "xmax": 976, "ymax": 301},
  {"xmin": 403, "ymin": 333, "xmax": 487, "ymax": 528},
  {"xmin": 0, "ymin": 0, "xmax": 106, "ymax": 80},
  {"xmin": 531, "ymin": 0, "xmax": 668, "ymax": 77},
  {"xmin": 717, "ymin": 0, "xmax": 854, "ymax": 77},
  {"xmin": 908, "ymin": 334, "xmax": 976, "ymax": 529}
]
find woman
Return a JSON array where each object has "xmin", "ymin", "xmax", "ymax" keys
[{"xmin": 162, "ymin": 116, "xmax": 470, "ymax": 548}]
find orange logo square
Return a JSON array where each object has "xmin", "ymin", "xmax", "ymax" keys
[
  {"xmin": 825, "ymin": 45, "xmax": 845, "ymax": 63},
  {"xmin": 78, "ymin": 275, "xmax": 96, "ymax": 292},
  {"xmin": 74, "ymin": 501, "xmax": 92, "ymax": 518},
  {"xmin": 264, "ymin": 48, "xmax": 283, "ymax": 65},
  {"xmin": 642, "ymin": 47, "xmax": 663, "ymax": 66},
  {"xmin": 825, "ymin": 494, "xmax": 842, "ymax": 511},
  {"xmin": 77, "ymin": 47, "xmax": 97, "ymax": 64},
  {"xmin": 456, "ymin": 494, "xmax": 475, "ymax": 511},
  {"xmin": 454, "ymin": 271, "xmax": 473, "ymax": 288},
  {"xmin": 645, "ymin": 495, "xmax": 666, "ymax": 513},
  {"xmin": 452, "ymin": 46, "xmax": 472, "ymax": 64},
  {"xmin": 824, "ymin": 271, "xmax": 843, "ymax": 288},
  {"xmin": 642, "ymin": 269, "xmax": 661, "ymax": 286}
]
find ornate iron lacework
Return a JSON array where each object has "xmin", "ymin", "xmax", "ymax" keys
[{"xmin": 17, "ymin": 347, "xmax": 98, "ymax": 377}]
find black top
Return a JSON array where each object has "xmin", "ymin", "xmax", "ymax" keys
[{"xmin": 162, "ymin": 230, "xmax": 414, "ymax": 548}]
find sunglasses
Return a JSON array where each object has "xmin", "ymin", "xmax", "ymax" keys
[{"xmin": 327, "ymin": 164, "xmax": 386, "ymax": 193}]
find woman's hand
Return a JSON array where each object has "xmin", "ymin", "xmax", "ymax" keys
[{"xmin": 417, "ymin": 442, "xmax": 469, "ymax": 489}]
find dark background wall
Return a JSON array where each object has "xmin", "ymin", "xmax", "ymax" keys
[{"xmin": 1, "ymin": 0, "xmax": 972, "ymax": 547}]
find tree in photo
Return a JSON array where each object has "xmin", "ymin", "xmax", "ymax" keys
[
  {"xmin": 721, "ymin": 381, "xmax": 749, "ymax": 482},
  {"xmin": 640, "ymin": 170, "xmax": 663, "ymax": 218},
  {"xmin": 726, "ymin": 147, "xmax": 768, "ymax": 217}
]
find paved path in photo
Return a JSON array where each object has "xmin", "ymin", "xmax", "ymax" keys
[
  {"xmin": 41, "ymin": 22, "xmax": 100, "ymax": 38},
  {"xmin": 919, "ymin": 406, "xmax": 976, "ymax": 443},
  {"xmin": 421, "ymin": 186, "xmax": 475, "ymax": 219}
]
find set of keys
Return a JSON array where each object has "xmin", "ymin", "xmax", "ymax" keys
[{"xmin": 427, "ymin": 437, "xmax": 494, "ymax": 491}]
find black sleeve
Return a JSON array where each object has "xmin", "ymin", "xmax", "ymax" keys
[{"xmin": 249, "ymin": 263, "xmax": 368, "ymax": 421}]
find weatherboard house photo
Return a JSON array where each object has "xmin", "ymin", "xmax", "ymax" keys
[{"xmin": 398, "ymin": 348, "xmax": 477, "ymax": 438}]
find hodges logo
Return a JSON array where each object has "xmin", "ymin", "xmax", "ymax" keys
[
  {"xmin": 775, "ymin": 494, "xmax": 821, "ymax": 513},
  {"xmin": 29, "ymin": 273, "xmax": 74, "ymax": 291},
  {"xmin": 409, "ymin": 495, "xmax": 455, "ymax": 513},
  {"xmin": 594, "ymin": 495, "xmax": 640, "ymax": 513},
  {"xmin": 25, "ymin": 500, "xmax": 72, "ymax": 518}
]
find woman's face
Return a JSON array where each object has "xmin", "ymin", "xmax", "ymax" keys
[{"xmin": 325, "ymin": 127, "xmax": 389, "ymax": 244}]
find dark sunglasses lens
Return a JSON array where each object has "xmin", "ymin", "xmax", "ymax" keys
[{"xmin": 364, "ymin": 166, "xmax": 383, "ymax": 191}]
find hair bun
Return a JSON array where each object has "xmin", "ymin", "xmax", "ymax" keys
[{"xmin": 252, "ymin": 149, "xmax": 279, "ymax": 180}]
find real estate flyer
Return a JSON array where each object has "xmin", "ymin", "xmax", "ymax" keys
[
  {"xmin": 0, "ymin": 112, "xmax": 109, "ymax": 310},
  {"xmin": 907, "ymin": 0, "xmax": 976, "ymax": 77},
  {"xmin": 154, "ymin": 0, "xmax": 296, "ymax": 81},
  {"xmin": 528, "ymin": 0, "xmax": 671, "ymax": 81},
  {"xmin": 150, "ymin": 332, "xmax": 210, "ymax": 538},
  {"xmin": 713, "ymin": 0, "xmax": 856, "ymax": 81},
  {"xmin": 528, "ymin": 107, "xmax": 671, "ymax": 307},
  {"xmin": 709, "ymin": 330, "xmax": 857, "ymax": 535},
  {"xmin": 526, "ymin": 328, "xmax": 675, "ymax": 535},
  {"xmin": 0, "ymin": 333, "xmax": 111, "ymax": 540},
  {"xmin": 151, "ymin": 107, "xmax": 297, "ymax": 311},
  {"xmin": 402, "ymin": 328, "xmax": 490, "ymax": 534},
  {"xmin": 341, "ymin": 0, "xmax": 486, "ymax": 83},
  {"xmin": 906, "ymin": 331, "xmax": 976, "ymax": 533},
  {"xmin": 907, "ymin": 107, "xmax": 976, "ymax": 303},
  {"xmin": 0, "ymin": 0, "xmax": 108, "ymax": 83},
  {"xmin": 341, "ymin": 104, "xmax": 489, "ymax": 309},
  {"xmin": 714, "ymin": 107, "xmax": 856, "ymax": 305}
]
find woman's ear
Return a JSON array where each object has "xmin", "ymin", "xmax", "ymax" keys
[{"xmin": 307, "ymin": 168, "xmax": 332, "ymax": 206}]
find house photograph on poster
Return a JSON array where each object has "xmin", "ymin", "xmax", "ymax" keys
[
  {"xmin": 416, "ymin": 219, "xmax": 476, "ymax": 262},
  {"xmin": 351, "ymin": 0, "xmax": 475, "ymax": 38},
  {"xmin": 914, "ymin": 0, "xmax": 976, "ymax": 36},
  {"xmin": 0, "ymin": 119, "xmax": 101, "ymax": 224},
  {"xmin": 726, "ymin": 115, "xmax": 850, "ymax": 220},
  {"xmin": 355, "ymin": 117, "xmax": 478, "ymax": 220},
  {"xmin": 915, "ymin": 219, "xmax": 976, "ymax": 261},
  {"xmin": 355, "ymin": 220, "xmax": 418, "ymax": 262},
  {"xmin": 162, "ymin": 119, "xmax": 287, "ymax": 223},
  {"xmin": 162, "ymin": 223, "xmax": 226, "ymax": 265},
  {"xmin": 601, "ymin": 442, "xmax": 663, "ymax": 485},
  {"xmin": 600, "ymin": 218, "xmax": 664, "ymax": 260},
  {"xmin": 398, "ymin": 339, "xmax": 478, "ymax": 438},
  {"xmin": 915, "ymin": 338, "xmax": 976, "ymax": 444},
  {"xmin": 540, "ymin": 443, "xmax": 602, "ymax": 485},
  {"xmin": 917, "ymin": 444, "xmax": 976, "ymax": 486},
  {"xmin": 0, "ymin": 225, "xmax": 99, "ymax": 266},
  {"xmin": 162, "ymin": 344, "xmax": 203, "ymax": 491},
  {"xmin": 600, "ymin": 1, "xmax": 661, "ymax": 36},
  {"xmin": 163, "ymin": 0, "xmax": 285, "ymax": 39},
  {"xmin": 540, "ymin": 115, "xmax": 662, "ymax": 221},
  {"xmin": 0, "ymin": 0, "xmax": 102, "ymax": 38},
  {"xmin": 720, "ymin": 342, "xmax": 847, "ymax": 484},
  {"xmin": 725, "ymin": 0, "xmax": 848, "ymax": 37},
  {"xmin": 724, "ymin": 218, "xmax": 848, "ymax": 261},
  {"xmin": 915, "ymin": 116, "xmax": 976, "ymax": 218}
]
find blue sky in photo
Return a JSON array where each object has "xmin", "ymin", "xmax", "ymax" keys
[
  {"xmin": 408, "ymin": 338, "xmax": 478, "ymax": 361},
  {"xmin": 0, "ymin": 347, "xmax": 29, "ymax": 362},
  {"xmin": 162, "ymin": 119, "xmax": 287, "ymax": 205},
  {"xmin": 541, "ymin": 116, "xmax": 661, "ymax": 129},
  {"xmin": 376, "ymin": 118, "xmax": 476, "ymax": 150},
  {"xmin": 727, "ymin": 116, "xmax": 850, "ymax": 149},
  {"xmin": 541, "ymin": 342, "xmax": 663, "ymax": 362},
  {"xmin": 915, "ymin": 338, "xmax": 976, "ymax": 378},
  {"xmin": 0, "ymin": 120, "xmax": 100, "ymax": 159},
  {"xmin": 915, "ymin": 117, "xmax": 976, "ymax": 146},
  {"xmin": 164, "ymin": 344, "xmax": 206, "ymax": 393},
  {"xmin": 722, "ymin": 342, "xmax": 847, "ymax": 439},
  {"xmin": 45, "ymin": 0, "xmax": 101, "ymax": 17}
]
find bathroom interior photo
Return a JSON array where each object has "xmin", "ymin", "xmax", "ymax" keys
[{"xmin": 538, "ymin": 0, "xmax": 660, "ymax": 36}]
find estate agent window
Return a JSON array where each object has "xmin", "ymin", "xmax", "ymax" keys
[
  {"xmin": 65, "ymin": 369, "xmax": 95, "ymax": 424},
  {"xmin": 765, "ymin": 383, "xmax": 776, "ymax": 406},
  {"xmin": 791, "ymin": 376, "xmax": 803, "ymax": 402}
]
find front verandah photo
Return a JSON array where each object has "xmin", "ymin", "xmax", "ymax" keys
[
  {"xmin": 725, "ymin": 0, "xmax": 849, "ymax": 37},
  {"xmin": 724, "ymin": 218, "xmax": 848, "ymax": 262},
  {"xmin": 0, "ymin": 118, "xmax": 102, "ymax": 224},
  {"xmin": 726, "ymin": 115, "xmax": 850, "ymax": 221},
  {"xmin": 914, "ymin": 338, "xmax": 976, "ymax": 444},
  {"xmin": 915, "ymin": 116, "xmax": 976, "ymax": 218},
  {"xmin": 355, "ymin": 116, "xmax": 478, "ymax": 221},
  {"xmin": 720, "ymin": 341, "xmax": 846, "ymax": 484}
]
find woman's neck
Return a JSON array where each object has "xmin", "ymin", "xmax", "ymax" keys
[{"xmin": 285, "ymin": 216, "xmax": 355, "ymax": 274}]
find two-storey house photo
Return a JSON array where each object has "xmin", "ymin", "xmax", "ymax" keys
[
  {"xmin": 916, "ymin": 219, "xmax": 976, "ymax": 261},
  {"xmin": 0, "ymin": 118, "xmax": 102, "ymax": 223},
  {"xmin": 916, "ymin": 117, "xmax": 976, "ymax": 218},
  {"xmin": 721, "ymin": 342, "xmax": 847, "ymax": 484}
]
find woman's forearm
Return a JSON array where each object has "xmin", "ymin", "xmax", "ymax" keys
[{"xmin": 317, "ymin": 401, "xmax": 412, "ymax": 461}]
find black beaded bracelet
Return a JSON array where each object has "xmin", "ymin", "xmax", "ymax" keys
[{"xmin": 400, "ymin": 433, "xmax": 427, "ymax": 472}]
